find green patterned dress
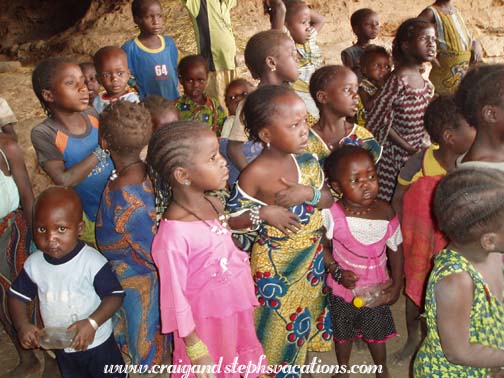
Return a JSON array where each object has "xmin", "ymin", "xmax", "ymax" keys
[
  {"xmin": 414, "ymin": 249, "xmax": 504, "ymax": 377},
  {"xmin": 226, "ymin": 153, "xmax": 332, "ymax": 376}
]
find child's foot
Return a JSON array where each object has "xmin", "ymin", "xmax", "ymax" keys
[
  {"xmin": 0, "ymin": 352, "xmax": 41, "ymax": 378},
  {"xmin": 42, "ymin": 352, "xmax": 61, "ymax": 378},
  {"xmin": 391, "ymin": 340, "xmax": 418, "ymax": 364}
]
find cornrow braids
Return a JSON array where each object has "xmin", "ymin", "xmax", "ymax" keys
[
  {"xmin": 245, "ymin": 30, "xmax": 290, "ymax": 80},
  {"xmin": 99, "ymin": 100, "xmax": 152, "ymax": 155},
  {"xmin": 241, "ymin": 84, "xmax": 295, "ymax": 143},
  {"xmin": 309, "ymin": 65, "xmax": 350, "ymax": 109},
  {"xmin": 424, "ymin": 95, "xmax": 461, "ymax": 144},
  {"xmin": 392, "ymin": 18, "xmax": 433, "ymax": 66},
  {"xmin": 434, "ymin": 168, "xmax": 504, "ymax": 243},
  {"xmin": 455, "ymin": 64, "xmax": 504, "ymax": 126},
  {"xmin": 146, "ymin": 120, "xmax": 206, "ymax": 208},
  {"xmin": 32, "ymin": 57, "xmax": 74, "ymax": 117}
]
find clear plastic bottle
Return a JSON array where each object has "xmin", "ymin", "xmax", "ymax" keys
[
  {"xmin": 352, "ymin": 281, "xmax": 391, "ymax": 308},
  {"xmin": 39, "ymin": 327, "xmax": 76, "ymax": 349}
]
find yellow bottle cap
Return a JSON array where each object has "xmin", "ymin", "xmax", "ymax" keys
[{"xmin": 353, "ymin": 296, "xmax": 365, "ymax": 308}]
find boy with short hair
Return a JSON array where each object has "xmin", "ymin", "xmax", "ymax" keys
[
  {"xmin": 123, "ymin": 0, "xmax": 179, "ymax": 101},
  {"xmin": 93, "ymin": 46, "xmax": 140, "ymax": 113},
  {"xmin": 8, "ymin": 187, "xmax": 126, "ymax": 378}
]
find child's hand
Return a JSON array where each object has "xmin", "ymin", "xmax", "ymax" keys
[
  {"xmin": 192, "ymin": 353, "xmax": 216, "ymax": 378},
  {"xmin": 17, "ymin": 323, "xmax": 40, "ymax": 349},
  {"xmin": 68, "ymin": 319, "xmax": 96, "ymax": 351},
  {"xmin": 382, "ymin": 282, "xmax": 402, "ymax": 305},
  {"xmin": 260, "ymin": 205, "xmax": 301, "ymax": 235},
  {"xmin": 340, "ymin": 270, "xmax": 358, "ymax": 289},
  {"xmin": 275, "ymin": 177, "xmax": 314, "ymax": 208}
]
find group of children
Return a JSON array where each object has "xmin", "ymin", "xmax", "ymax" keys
[{"xmin": 2, "ymin": 0, "xmax": 504, "ymax": 377}]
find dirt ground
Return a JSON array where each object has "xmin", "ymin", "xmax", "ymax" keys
[{"xmin": 1, "ymin": 0, "xmax": 503, "ymax": 376}]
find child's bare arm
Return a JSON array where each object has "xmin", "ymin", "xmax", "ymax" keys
[
  {"xmin": 68, "ymin": 295, "xmax": 123, "ymax": 351},
  {"xmin": 388, "ymin": 128, "xmax": 418, "ymax": 154},
  {"xmin": 8, "ymin": 296, "xmax": 40, "ymax": 349},
  {"xmin": 42, "ymin": 154, "xmax": 100, "ymax": 187},
  {"xmin": 436, "ymin": 272, "xmax": 504, "ymax": 367},
  {"xmin": 309, "ymin": 8, "xmax": 325, "ymax": 32},
  {"xmin": 391, "ymin": 183, "xmax": 409, "ymax": 220},
  {"xmin": 227, "ymin": 141, "xmax": 249, "ymax": 170},
  {"xmin": 275, "ymin": 178, "xmax": 334, "ymax": 209},
  {"xmin": 264, "ymin": 0, "xmax": 286, "ymax": 30},
  {"xmin": 183, "ymin": 331, "xmax": 215, "ymax": 378},
  {"xmin": 384, "ymin": 244, "xmax": 404, "ymax": 305}
]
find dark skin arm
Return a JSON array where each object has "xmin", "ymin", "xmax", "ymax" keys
[
  {"xmin": 42, "ymin": 154, "xmax": 100, "ymax": 187},
  {"xmin": 67, "ymin": 295, "xmax": 123, "ymax": 351},
  {"xmin": 8, "ymin": 296, "xmax": 41, "ymax": 349},
  {"xmin": 382, "ymin": 244, "xmax": 404, "ymax": 305},
  {"xmin": 388, "ymin": 128, "xmax": 418, "ymax": 154},
  {"xmin": 391, "ymin": 183, "xmax": 409, "ymax": 221},
  {"xmin": 436, "ymin": 272, "xmax": 504, "ymax": 367},
  {"xmin": 227, "ymin": 140, "xmax": 249, "ymax": 171},
  {"xmin": 274, "ymin": 178, "xmax": 334, "ymax": 209},
  {"xmin": 264, "ymin": 0, "xmax": 286, "ymax": 30},
  {"xmin": 323, "ymin": 237, "xmax": 359, "ymax": 289},
  {"xmin": 0, "ymin": 136, "xmax": 34, "ymax": 226}
]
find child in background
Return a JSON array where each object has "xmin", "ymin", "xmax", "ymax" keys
[
  {"xmin": 221, "ymin": 79, "xmax": 254, "ymax": 139},
  {"xmin": 0, "ymin": 97, "xmax": 18, "ymax": 140},
  {"xmin": 419, "ymin": 0, "xmax": 482, "ymax": 95},
  {"xmin": 391, "ymin": 95, "xmax": 476, "ymax": 363},
  {"xmin": 267, "ymin": 0, "xmax": 325, "ymax": 119},
  {"xmin": 220, "ymin": 78, "xmax": 255, "ymax": 185},
  {"xmin": 175, "ymin": 55, "xmax": 227, "ymax": 137},
  {"xmin": 96, "ymin": 101, "xmax": 167, "ymax": 367},
  {"xmin": 122, "ymin": 0, "xmax": 179, "ymax": 100},
  {"xmin": 180, "ymin": 0, "xmax": 237, "ymax": 105},
  {"xmin": 8, "ymin": 187, "xmax": 126, "ymax": 378},
  {"xmin": 307, "ymin": 65, "xmax": 382, "ymax": 167},
  {"xmin": 341, "ymin": 8, "xmax": 380, "ymax": 81},
  {"xmin": 226, "ymin": 30, "xmax": 299, "ymax": 181},
  {"xmin": 80, "ymin": 62, "xmax": 101, "ymax": 108},
  {"xmin": 93, "ymin": 46, "xmax": 139, "ymax": 114},
  {"xmin": 323, "ymin": 145, "xmax": 403, "ymax": 378},
  {"xmin": 226, "ymin": 85, "xmax": 333, "ymax": 372},
  {"xmin": 356, "ymin": 45, "xmax": 391, "ymax": 127},
  {"xmin": 366, "ymin": 18, "xmax": 436, "ymax": 202},
  {"xmin": 147, "ymin": 121, "xmax": 283, "ymax": 378},
  {"xmin": 457, "ymin": 67, "xmax": 504, "ymax": 171},
  {"xmin": 30, "ymin": 58, "xmax": 114, "ymax": 246},
  {"xmin": 414, "ymin": 168, "xmax": 504, "ymax": 377}
]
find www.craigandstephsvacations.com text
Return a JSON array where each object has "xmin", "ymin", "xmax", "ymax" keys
[{"xmin": 103, "ymin": 356, "xmax": 383, "ymax": 376}]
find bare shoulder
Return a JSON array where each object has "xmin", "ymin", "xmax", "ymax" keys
[{"xmin": 0, "ymin": 135, "xmax": 22, "ymax": 160}]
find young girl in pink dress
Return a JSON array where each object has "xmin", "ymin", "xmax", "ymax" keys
[
  {"xmin": 323, "ymin": 145, "xmax": 404, "ymax": 378},
  {"xmin": 147, "ymin": 120, "xmax": 299, "ymax": 378}
]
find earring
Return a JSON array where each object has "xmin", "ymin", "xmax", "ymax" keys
[
  {"xmin": 271, "ymin": 66, "xmax": 276, "ymax": 72},
  {"xmin": 266, "ymin": 142, "xmax": 271, "ymax": 149},
  {"xmin": 183, "ymin": 180, "xmax": 191, "ymax": 186}
]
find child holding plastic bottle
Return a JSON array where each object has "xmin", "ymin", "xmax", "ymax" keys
[{"xmin": 323, "ymin": 145, "xmax": 403, "ymax": 378}]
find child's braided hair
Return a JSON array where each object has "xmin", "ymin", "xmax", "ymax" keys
[{"xmin": 434, "ymin": 167, "xmax": 504, "ymax": 243}]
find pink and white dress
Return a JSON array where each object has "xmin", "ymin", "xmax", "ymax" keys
[{"xmin": 151, "ymin": 219, "xmax": 265, "ymax": 378}]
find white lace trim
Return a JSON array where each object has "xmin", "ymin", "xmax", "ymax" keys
[{"xmin": 346, "ymin": 217, "xmax": 403, "ymax": 251}]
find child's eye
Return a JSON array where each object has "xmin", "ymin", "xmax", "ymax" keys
[
  {"xmin": 117, "ymin": 71, "xmax": 125, "ymax": 77},
  {"xmin": 65, "ymin": 80, "xmax": 75, "ymax": 86},
  {"xmin": 58, "ymin": 226, "xmax": 67, "ymax": 232},
  {"xmin": 210, "ymin": 154, "xmax": 216, "ymax": 161},
  {"xmin": 37, "ymin": 227, "xmax": 47, "ymax": 233},
  {"xmin": 101, "ymin": 73, "xmax": 111, "ymax": 80},
  {"xmin": 368, "ymin": 174, "xmax": 376, "ymax": 180},
  {"xmin": 350, "ymin": 178, "xmax": 358, "ymax": 184}
]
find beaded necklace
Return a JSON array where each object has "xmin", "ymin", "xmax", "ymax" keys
[{"xmin": 172, "ymin": 196, "xmax": 229, "ymax": 235}]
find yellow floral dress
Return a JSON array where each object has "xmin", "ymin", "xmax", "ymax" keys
[
  {"xmin": 226, "ymin": 153, "xmax": 332, "ymax": 374},
  {"xmin": 414, "ymin": 249, "xmax": 504, "ymax": 377}
]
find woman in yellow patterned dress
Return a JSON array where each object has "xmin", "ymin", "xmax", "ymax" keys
[
  {"xmin": 307, "ymin": 65, "xmax": 382, "ymax": 168},
  {"xmin": 226, "ymin": 85, "xmax": 333, "ymax": 375},
  {"xmin": 414, "ymin": 168, "xmax": 504, "ymax": 377},
  {"xmin": 419, "ymin": 0, "xmax": 483, "ymax": 95}
]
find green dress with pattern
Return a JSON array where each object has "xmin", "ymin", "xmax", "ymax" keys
[{"xmin": 414, "ymin": 249, "xmax": 504, "ymax": 377}]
